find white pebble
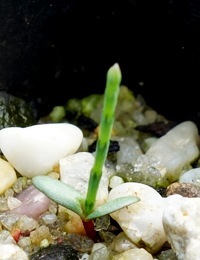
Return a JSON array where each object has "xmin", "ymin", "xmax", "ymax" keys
[
  {"xmin": 79, "ymin": 253, "xmax": 90, "ymax": 260},
  {"xmin": 112, "ymin": 248, "xmax": 154, "ymax": 260},
  {"xmin": 179, "ymin": 168, "xmax": 200, "ymax": 186},
  {"xmin": 0, "ymin": 230, "xmax": 16, "ymax": 244},
  {"xmin": 115, "ymin": 136, "xmax": 143, "ymax": 164},
  {"xmin": 59, "ymin": 152, "xmax": 109, "ymax": 207},
  {"xmin": 108, "ymin": 182, "xmax": 166, "ymax": 254},
  {"xmin": 0, "ymin": 244, "xmax": 28, "ymax": 260},
  {"xmin": 146, "ymin": 121, "xmax": 200, "ymax": 183},
  {"xmin": 7, "ymin": 196, "xmax": 22, "ymax": 210},
  {"xmin": 109, "ymin": 176, "xmax": 124, "ymax": 189},
  {"xmin": 0, "ymin": 158, "xmax": 17, "ymax": 195},
  {"xmin": 0, "ymin": 123, "xmax": 83, "ymax": 178},
  {"xmin": 163, "ymin": 195, "xmax": 200, "ymax": 260}
]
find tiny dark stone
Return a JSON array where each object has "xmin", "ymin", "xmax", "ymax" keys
[
  {"xmin": 88, "ymin": 140, "xmax": 120, "ymax": 153},
  {"xmin": 135, "ymin": 121, "xmax": 178, "ymax": 137},
  {"xmin": 76, "ymin": 114, "xmax": 98, "ymax": 132},
  {"xmin": 30, "ymin": 244, "xmax": 79, "ymax": 260}
]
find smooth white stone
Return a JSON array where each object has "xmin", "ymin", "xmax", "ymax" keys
[
  {"xmin": 179, "ymin": 168, "xmax": 200, "ymax": 186},
  {"xmin": 59, "ymin": 152, "xmax": 109, "ymax": 207},
  {"xmin": 146, "ymin": 121, "xmax": 200, "ymax": 183},
  {"xmin": 108, "ymin": 182, "xmax": 166, "ymax": 254},
  {"xmin": 109, "ymin": 176, "xmax": 124, "ymax": 189},
  {"xmin": 0, "ymin": 230, "xmax": 16, "ymax": 244},
  {"xmin": 0, "ymin": 158, "xmax": 17, "ymax": 195},
  {"xmin": 0, "ymin": 123, "xmax": 83, "ymax": 178},
  {"xmin": 79, "ymin": 253, "xmax": 90, "ymax": 260},
  {"xmin": 112, "ymin": 248, "xmax": 154, "ymax": 260},
  {"xmin": 163, "ymin": 195, "xmax": 200, "ymax": 260},
  {"xmin": 0, "ymin": 243, "xmax": 28, "ymax": 260}
]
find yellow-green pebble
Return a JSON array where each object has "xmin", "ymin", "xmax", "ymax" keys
[{"xmin": 0, "ymin": 158, "xmax": 17, "ymax": 194}]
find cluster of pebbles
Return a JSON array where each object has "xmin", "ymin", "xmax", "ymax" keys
[{"xmin": 0, "ymin": 86, "xmax": 200, "ymax": 259}]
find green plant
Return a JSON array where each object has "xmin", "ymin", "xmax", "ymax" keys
[{"xmin": 32, "ymin": 63, "xmax": 140, "ymax": 239}]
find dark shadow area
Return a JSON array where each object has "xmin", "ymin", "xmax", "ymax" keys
[{"xmin": 0, "ymin": 0, "xmax": 200, "ymax": 125}]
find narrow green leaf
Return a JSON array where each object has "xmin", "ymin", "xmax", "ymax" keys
[
  {"xmin": 86, "ymin": 196, "xmax": 140, "ymax": 220},
  {"xmin": 32, "ymin": 176, "xmax": 85, "ymax": 217},
  {"xmin": 85, "ymin": 63, "xmax": 122, "ymax": 216}
]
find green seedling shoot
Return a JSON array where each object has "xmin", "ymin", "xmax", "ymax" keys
[{"xmin": 32, "ymin": 63, "xmax": 140, "ymax": 239}]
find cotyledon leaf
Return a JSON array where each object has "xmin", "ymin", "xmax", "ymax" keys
[
  {"xmin": 86, "ymin": 196, "xmax": 140, "ymax": 220},
  {"xmin": 32, "ymin": 175, "xmax": 85, "ymax": 217}
]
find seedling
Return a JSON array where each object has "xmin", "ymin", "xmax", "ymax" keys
[{"xmin": 32, "ymin": 63, "xmax": 140, "ymax": 239}]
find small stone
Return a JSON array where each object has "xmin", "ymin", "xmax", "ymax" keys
[
  {"xmin": 108, "ymin": 182, "xmax": 166, "ymax": 254},
  {"xmin": 30, "ymin": 243, "xmax": 79, "ymax": 260},
  {"xmin": 30, "ymin": 225, "xmax": 52, "ymax": 246},
  {"xmin": 145, "ymin": 121, "xmax": 200, "ymax": 184},
  {"xmin": 62, "ymin": 208, "xmax": 86, "ymax": 236},
  {"xmin": 0, "ymin": 123, "xmax": 83, "ymax": 178},
  {"xmin": 17, "ymin": 237, "xmax": 32, "ymax": 254},
  {"xmin": 7, "ymin": 196, "xmax": 22, "ymax": 210},
  {"xmin": 0, "ymin": 243, "xmax": 28, "ymax": 260},
  {"xmin": 166, "ymin": 182, "xmax": 200, "ymax": 197},
  {"xmin": 0, "ymin": 230, "xmax": 16, "ymax": 244},
  {"xmin": 179, "ymin": 168, "xmax": 200, "ymax": 186},
  {"xmin": 112, "ymin": 248, "xmax": 154, "ymax": 260},
  {"xmin": 7, "ymin": 185, "xmax": 51, "ymax": 219},
  {"xmin": 90, "ymin": 243, "xmax": 110, "ymax": 260},
  {"xmin": 65, "ymin": 233, "xmax": 94, "ymax": 253},
  {"xmin": 114, "ymin": 136, "xmax": 143, "ymax": 164},
  {"xmin": 0, "ymin": 158, "xmax": 17, "ymax": 195},
  {"xmin": 157, "ymin": 248, "xmax": 177, "ymax": 260},
  {"xmin": 163, "ymin": 195, "xmax": 200, "ymax": 260},
  {"xmin": 109, "ymin": 176, "xmax": 124, "ymax": 189},
  {"xmin": 59, "ymin": 152, "xmax": 109, "ymax": 208},
  {"xmin": 110, "ymin": 232, "xmax": 137, "ymax": 253}
]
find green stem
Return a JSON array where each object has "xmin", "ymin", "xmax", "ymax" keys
[{"xmin": 84, "ymin": 63, "xmax": 122, "ymax": 217}]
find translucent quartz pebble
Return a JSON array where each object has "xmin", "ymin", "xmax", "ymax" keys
[
  {"xmin": 112, "ymin": 248, "xmax": 154, "ymax": 260},
  {"xmin": 59, "ymin": 152, "xmax": 109, "ymax": 207},
  {"xmin": 145, "ymin": 121, "xmax": 200, "ymax": 184},
  {"xmin": 0, "ymin": 123, "xmax": 83, "ymax": 178},
  {"xmin": 108, "ymin": 182, "xmax": 166, "ymax": 254},
  {"xmin": 90, "ymin": 243, "xmax": 110, "ymax": 260},
  {"xmin": 0, "ymin": 158, "xmax": 17, "ymax": 194},
  {"xmin": 157, "ymin": 249, "xmax": 177, "ymax": 260},
  {"xmin": 163, "ymin": 195, "xmax": 200, "ymax": 260},
  {"xmin": 0, "ymin": 230, "xmax": 16, "ymax": 244},
  {"xmin": 110, "ymin": 232, "xmax": 137, "ymax": 253},
  {"xmin": 114, "ymin": 136, "xmax": 143, "ymax": 164},
  {"xmin": 0, "ymin": 243, "xmax": 28, "ymax": 260},
  {"xmin": 7, "ymin": 185, "xmax": 51, "ymax": 219},
  {"xmin": 179, "ymin": 168, "xmax": 200, "ymax": 186}
]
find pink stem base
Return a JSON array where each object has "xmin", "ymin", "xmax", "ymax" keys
[{"xmin": 82, "ymin": 220, "xmax": 97, "ymax": 242}]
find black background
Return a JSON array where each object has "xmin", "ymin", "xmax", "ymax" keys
[{"xmin": 1, "ymin": 0, "xmax": 200, "ymax": 123}]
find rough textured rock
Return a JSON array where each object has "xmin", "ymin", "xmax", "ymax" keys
[
  {"xmin": 0, "ymin": 92, "xmax": 36, "ymax": 129},
  {"xmin": 163, "ymin": 195, "xmax": 200, "ymax": 260},
  {"xmin": 166, "ymin": 182, "xmax": 200, "ymax": 198}
]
